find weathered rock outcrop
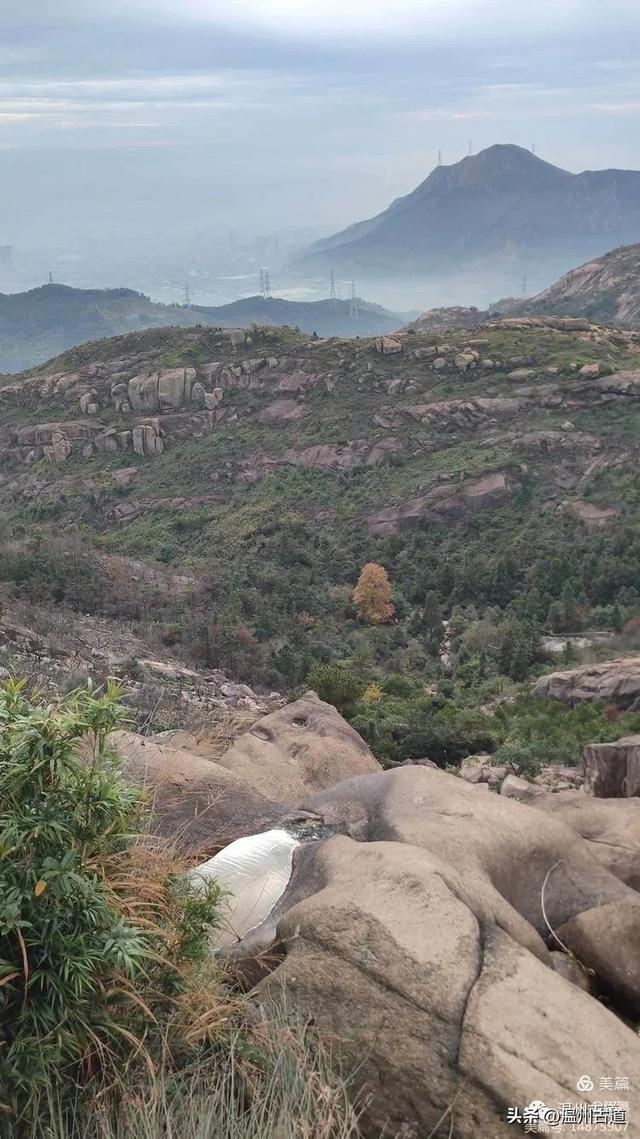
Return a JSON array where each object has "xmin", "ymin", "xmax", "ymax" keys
[
  {"xmin": 0, "ymin": 346, "xmax": 324, "ymax": 466},
  {"xmin": 397, "ymin": 395, "xmax": 523, "ymax": 428},
  {"xmin": 252, "ymin": 767, "xmax": 640, "ymax": 1138},
  {"xmin": 498, "ymin": 781, "xmax": 640, "ymax": 889},
  {"xmin": 565, "ymin": 499, "xmax": 620, "ymax": 530},
  {"xmin": 364, "ymin": 471, "xmax": 514, "ymax": 536},
  {"xmin": 589, "ymin": 369, "xmax": 640, "ymax": 397},
  {"xmin": 112, "ymin": 693, "xmax": 380, "ymax": 846},
  {"xmin": 132, "ymin": 421, "xmax": 164, "ymax": 457},
  {"xmin": 534, "ymin": 657, "xmax": 640, "ymax": 707},
  {"xmin": 112, "ymin": 729, "xmax": 284, "ymax": 851},
  {"xmin": 375, "ymin": 335, "xmax": 403, "ymax": 355},
  {"xmin": 215, "ymin": 692, "xmax": 381, "ymax": 805},
  {"xmin": 240, "ymin": 438, "xmax": 402, "ymax": 481},
  {"xmin": 105, "ymin": 493, "xmax": 222, "ymax": 523},
  {"xmin": 258, "ymin": 399, "xmax": 309, "ymax": 423},
  {"xmin": 584, "ymin": 736, "xmax": 640, "ymax": 798}
]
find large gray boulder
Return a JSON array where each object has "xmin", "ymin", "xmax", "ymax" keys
[
  {"xmin": 215, "ymin": 691, "xmax": 381, "ymax": 805},
  {"xmin": 111, "ymin": 729, "xmax": 284, "ymax": 852},
  {"xmin": 111, "ymin": 693, "xmax": 380, "ymax": 849},
  {"xmin": 251, "ymin": 768, "xmax": 640, "ymax": 1138},
  {"xmin": 499, "ymin": 782, "xmax": 640, "ymax": 890}
]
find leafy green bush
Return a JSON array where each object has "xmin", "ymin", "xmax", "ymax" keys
[
  {"xmin": 0, "ymin": 680, "xmax": 222, "ymax": 1124},
  {"xmin": 491, "ymin": 694, "xmax": 640, "ymax": 772},
  {"xmin": 352, "ymin": 693, "xmax": 496, "ymax": 766},
  {"xmin": 306, "ymin": 663, "xmax": 363, "ymax": 718},
  {"xmin": 380, "ymin": 674, "xmax": 417, "ymax": 698}
]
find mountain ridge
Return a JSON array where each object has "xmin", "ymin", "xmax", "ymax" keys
[
  {"xmin": 0, "ymin": 282, "xmax": 404, "ymax": 374},
  {"xmin": 297, "ymin": 144, "xmax": 640, "ymax": 283}
]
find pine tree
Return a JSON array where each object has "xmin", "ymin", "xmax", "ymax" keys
[{"xmin": 353, "ymin": 563, "xmax": 395, "ymax": 624}]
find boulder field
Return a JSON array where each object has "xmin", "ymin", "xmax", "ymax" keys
[{"xmin": 113, "ymin": 693, "xmax": 640, "ymax": 1138}]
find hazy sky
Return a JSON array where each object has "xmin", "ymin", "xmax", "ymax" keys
[{"xmin": 2, "ymin": 0, "xmax": 640, "ymax": 254}]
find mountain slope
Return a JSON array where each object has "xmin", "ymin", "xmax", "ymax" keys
[
  {"xmin": 0, "ymin": 283, "xmax": 403, "ymax": 373},
  {"xmin": 297, "ymin": 144, "xmax": 640, "ymax": 280},
  {"xmin": 404, "ymin": 243, "xmax": 640, "ymax": 334},
  {"xmin": 2, "ymin": 315, "xmax": 640, "ymax": 770},
  {"xmin": 1, "ymin": 315, "xmax": 640, "ymax": 695},
  {"xmin": 504, "ymin": 243, "xmax": 640, "ymax": 329}
]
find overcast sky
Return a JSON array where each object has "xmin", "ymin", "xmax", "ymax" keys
[{"xmin": 2, "ymin": 0, "xmax": 640, "ymax": 257}]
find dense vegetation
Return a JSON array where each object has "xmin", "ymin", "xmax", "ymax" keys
[
  {"xmin": 2, "ymin": 506, "xmax": 640, "ymax": 770},
  {"xmin": 1, "ymin": 318, "xmax": 640, "ymax": 773}
]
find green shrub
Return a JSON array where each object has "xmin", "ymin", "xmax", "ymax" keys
[
  {"xmin": 306, "ymin": 663, "xmax": 363, "ymax": 718},
  {"xmin": 491, "ymin": 694, "xmax": 640, "ymax": 772},
  {"xmin": 380, "ymin": 674, "xmax": 417, "ymax": 698},
  {"xmin": 0, "ymin": 680, "xmax": 222, "ymax": 1125},
  {"xmin": 353, "ymin": 695, "xmax": 496, "ymax": 767}
]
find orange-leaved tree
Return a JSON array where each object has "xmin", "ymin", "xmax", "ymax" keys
[{"xmin": 353, "ymin": 562, "xmax": 395, "ymax": 624}]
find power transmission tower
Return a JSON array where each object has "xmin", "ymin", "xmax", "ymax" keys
[
  {"xmin": 532, "ymin": 142, "xmax": 536, "ymax": 155},
  {"xmin": 437, "ymin": 149, "xmax": 443, "ymax": 166},
  {"xmin": 522, "ymin": 275, "xmax": 528, "ymax": 297},
  {"xmin": 259, "ymin": 269, "xmax": 271, "ymax": 298},
  {"xmin": 468, "ymin": 140, "xmax": 473, "ymax": 156},
  {"xmin": 349, "ymin": 280, "xmax": 359, "ymax": 321},
  {"xmin": 329, "ymin": 268, "xmax": 336, "ymax": 300},
  {"xmin": 48, "ymin": 271, "xmax": 53, "ymax": 284},
  {"xmin": 183, "ymin": 282, "xmax": 192, "ymax": 307}
]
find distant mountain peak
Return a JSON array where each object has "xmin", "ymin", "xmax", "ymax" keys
[
  {"xmin": 406, "ymin": 144, "xmax": 570, "ymax": 200},
  {"xmin": 297, "ymin": 145, "xmax": 640, "ymax": 288},
  {"xmin": 442, "ymin": 142, "xmax": 566, "ymax": 179}
]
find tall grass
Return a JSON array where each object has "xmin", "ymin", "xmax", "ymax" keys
[{"xmin": 24, "ymin": 1010, "xmax": 363, "ymax": 1139}]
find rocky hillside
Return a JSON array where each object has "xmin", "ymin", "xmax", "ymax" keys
[
  {"xmin": 1, "ymin": 315, "xmax": 640, "ymax": 726},
  {"xmin": 4, "ymin": 316, "xmax": 640, "ymax": 1139},
  {"xmin": 296, "ymin": 144, "xmax": 640, "ymax": 285},
  {"xmin": 503, "ymin": 242, "xmax": 640, "ymax": 329},
  {"xmin": 0, "ymin": 282, "xmax": 402, "ymax": 373},
  {"xmin": 406, "ymin": 243, "xmax": 640, "ymax": 334}
]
